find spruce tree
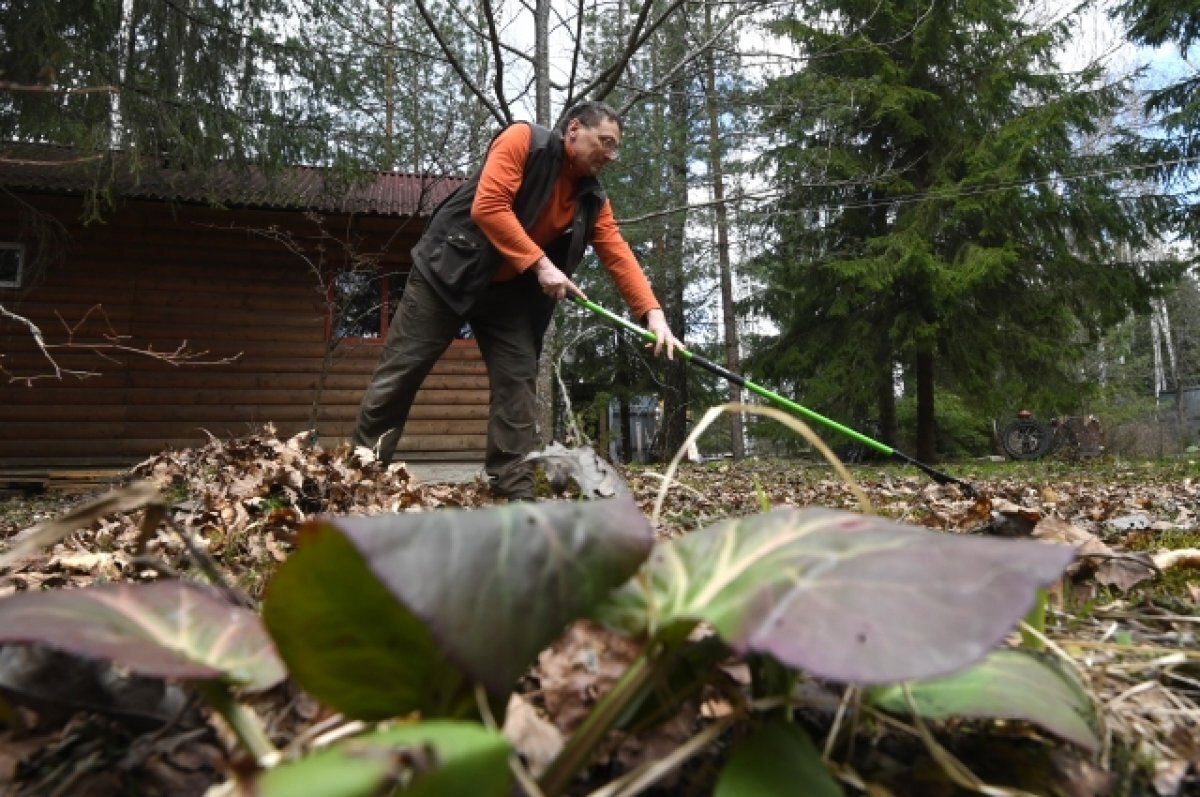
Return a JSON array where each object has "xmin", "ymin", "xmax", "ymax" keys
[
  {"xmin": 0, "ymin": 0, "xmax": 327, "ymax": 207},
  {"xmin": 749, "ymin": 0, "xmax": 1183, "ymax": 460},
  {"xmin": 1112, "ymin": 0, "xmax": 1200, "ymax": 237}
]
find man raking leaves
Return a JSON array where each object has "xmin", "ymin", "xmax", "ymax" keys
[{"xmin": 353, "ymin": 101, "xmax": 681, "ymax": 501}]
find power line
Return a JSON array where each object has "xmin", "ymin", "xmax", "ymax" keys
[
  {"xmin": 753, "ymin": 153, "xmax": 1200, "ymax": 216},
  {"xmin": 617, "ymin": 151, "xmax": 1199, "ymax": 227}
]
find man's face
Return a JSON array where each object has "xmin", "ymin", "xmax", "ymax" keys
[{"xmin": 566, "ymin": 117, "xmax": 621, "ymax": 176}]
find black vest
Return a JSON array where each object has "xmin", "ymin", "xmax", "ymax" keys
[{"xmin": 411, "ymin": 122, "xmax": 608, "ymax": 320}]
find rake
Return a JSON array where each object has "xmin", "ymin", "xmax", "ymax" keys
[{"xmin": 571, "ymin": 296, "xmax": 978, "ymax": 498}]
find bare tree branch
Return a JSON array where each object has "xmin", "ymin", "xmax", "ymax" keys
[
  {"xmin": 568, "ymin": 0, "xmax": 690, "ymax": 109},
  {"xmin": 480, "ymin": 0, "xmax": 515, "ymax": 123},
  {"xmin": 414, "ymin": 0, "xmax": 508, "ymax": 126},
  {"xmin": 565, "ymin": 0, "xmax": 585, "ymax": 103},
  {"xmin": 1, "ymin": 303, "xmax": 241, "ymax": 385},
  {"xmin": 0, "ymin": 153, "xmax": 104, "ymax": 167},
  {"xmin": 615, "ymin": 5, "xmax": 747, "ymax": 115},
  {"xmin": 0, "ymin": 81, "xmax": 118, "ymax": 95},
  {"xmin": 440, "ymin": 5, "xmax": 536, "ymax": 65}
]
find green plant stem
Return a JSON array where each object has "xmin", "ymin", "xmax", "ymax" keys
[
  {"xmin": 538, "ymin": 651, "xmax": 658, "ymax": 797},
  {"xmin": 1020, "ymin": 588, "xmax": 1048, "ymax": 650},
  {"xmin": 195, "ymin": 680, "xmax": 279, "ymax": 766}
]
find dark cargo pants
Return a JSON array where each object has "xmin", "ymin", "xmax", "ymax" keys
[{"xmin": 352, "ymin": 267, "xmax": 542, "ymax": 498}]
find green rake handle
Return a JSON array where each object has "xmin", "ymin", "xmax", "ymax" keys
[{"xmin": 571, "ymin": 296, "xmax": 977, "ymax": 497}]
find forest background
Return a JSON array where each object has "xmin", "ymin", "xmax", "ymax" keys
[{"xmin": 2, "ymin": 0, "xmax": 1198, "ymax": 465}]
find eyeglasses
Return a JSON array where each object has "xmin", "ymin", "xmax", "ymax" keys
[
  {"xmin": 587, "ymin": 127, "xmax": 621, "ymax": 160},
  {"xmin": 596, "ymin": 134, "xmax": 620, "ymax": 159}
]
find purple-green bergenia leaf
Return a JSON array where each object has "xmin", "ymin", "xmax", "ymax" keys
[
  {"xmin": 0, "ymin": 581, "xmax": 285, "ymax": 691},
  {"xmin": 865, "ymin": 648, "xmax": 1102, "ymax": 751},
  {"xmin": 597, "ymin": 508, "xmax": 1075, "ymax": 684},
  {"xmin": 714, "ymin": 721, "xmax": 844, "ymax": 796},
  {"xmin": 252, "ymin": 721, "xmax": 511, "ymax": 797},
  {"xmin": 263, "ymin": 497, "xmax": 653, "ymax": 719}
]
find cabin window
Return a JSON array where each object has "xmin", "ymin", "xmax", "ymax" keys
[
  {"xmin": 327, "ymin": 269, "xmax": 471, "ymax": 340},
  {"xmin": 330, "ymin": 270, "xmax": 404, "ymax": 340},
  {"xmin": 0, "ymin": 243, "xmax": 23, "ymax": 288}
]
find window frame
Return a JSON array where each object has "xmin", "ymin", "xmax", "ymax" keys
[
  {"xmin": 0, "ymin": 242, "xmax": 25, "ymax": 289},
  {"xmin": 325, "ymin": 267, "xmax": 407, "ymax": 342},
  {"xmin": 324, "ymin": 266, "xmax": 475, "ymax": 345}
]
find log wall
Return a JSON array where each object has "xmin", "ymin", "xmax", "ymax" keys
[{"xmin": 0, "ymin": 193, "xmax": 487, "ymax": 469}]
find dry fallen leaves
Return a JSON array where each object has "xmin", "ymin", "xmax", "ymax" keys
[{"xmin": 0, "ymin": 435, "xmax": 1197, "ymax": 796}]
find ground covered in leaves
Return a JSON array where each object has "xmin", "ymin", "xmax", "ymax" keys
[{"xmin": 0, "ymin": 431, "xmax": 1197, "ymax": 796}]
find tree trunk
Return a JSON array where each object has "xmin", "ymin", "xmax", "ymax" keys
[
  {"xmin": 384, "ymin": 1, "xmax": 395, "ymax": 142},
  {"xmin": 876, "ymin": 347, "xmax": 897, "ymax": 448},
  {"xmin": 619, "ymin": 393, "xmax": 633, "ymax": 464},
  {"xmin": 113, "ymin": 0, "xmax": 136, "ymax": 144},
  {"xmin": 704, "ymin": 1, "xmax": 743, "ymax": 459},
  {"xmin": 534, "ymin": 0, "xmax": 550, "ymax": 121},
  {"xmin": 642, "ymin": 11, "xmax": 692, "ymax": 460},
  {"xmin": 615, "ymin": 338, "xmax": 634, "ymax": 463},
  {"xmin": 916, "ymin": 350, "xmax": 936, "ymax": 462},
  {"xmin": 659, "ymin": 89, "xmax": 690, "ymax": 459},
  {"xmin": 533, "ymin": 0, "xmax": 554, "ymax": 448}
]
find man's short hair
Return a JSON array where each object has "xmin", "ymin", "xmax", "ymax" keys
[{"xmin": 557, "ymin": 100, "xmax": 623, "ymax": 134}]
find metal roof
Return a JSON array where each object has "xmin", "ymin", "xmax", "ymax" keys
[{"xmin": 0, "ymin": 145, "xmax": 465, "ymax": 217}]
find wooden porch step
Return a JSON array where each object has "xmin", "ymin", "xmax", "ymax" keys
[{"xmin": 0, "ymin": 468, "xmax": 127, "ymax": 496}]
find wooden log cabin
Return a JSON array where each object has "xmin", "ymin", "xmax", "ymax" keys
[{"xmin": 0, "ymin": 150, "xmax": 485, "ymax": 478}]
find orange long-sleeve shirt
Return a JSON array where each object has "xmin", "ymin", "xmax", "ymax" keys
[{"xmin": 469, "ymin": 124, "xmax": 661, "ymax": 322}]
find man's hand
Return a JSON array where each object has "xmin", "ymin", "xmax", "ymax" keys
[
  {"xmin": 533, "ymin": 257, "xmax": 585, "ymax": 301},
  {"xmin": 644, "ymin": 308, "xmax": 683, "ymax": 360}
]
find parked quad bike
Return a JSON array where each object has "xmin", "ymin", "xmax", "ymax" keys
[{"xmin": 1000, "ymin": 410, "xmax": 1104, "ymax": 461}]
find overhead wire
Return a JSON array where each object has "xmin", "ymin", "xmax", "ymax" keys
[
  {"xmin": 752, "ymin": 153, "xmax": 1200, "ymax": 216},
  {"xmin": 26, "ymin": 0, "xmax": 1197, "ymax": 216},
  {"xmin": 614, "ymin": 150, "xmax": 1200, "ymax": 228}
]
